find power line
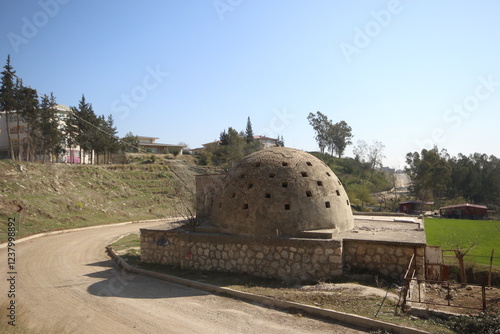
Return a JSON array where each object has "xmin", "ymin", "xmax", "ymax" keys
[{"xmin": 2, "ymin": 65, "xmax": 146, "ymax": 154}]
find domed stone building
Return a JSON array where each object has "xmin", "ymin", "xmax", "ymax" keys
[
  {"xmin": 208, "ymin": 147, "xmax": 354, "ymax": 237},
  {"xmin": 141, "ymin": 147, "xmax": 426, "ymax": 283}
]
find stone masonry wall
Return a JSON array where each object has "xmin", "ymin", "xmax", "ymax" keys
[
  {"xmin": 343, "ymin": 239, "xmax": 425, "ymax": 280},
  {"xmin": 141, "ymin": 228, "xmax": 343, "ymax": 282}
]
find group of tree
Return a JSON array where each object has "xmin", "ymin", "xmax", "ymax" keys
[
  {"xmin": 307, "ymin": 111, "xmax": 353, "ymax": 158},
  {"xmin": 200, "ymin": 117, "xmax": 284, "ymax": 167},
  {"xmin": 0, "ymin": 55, "xmax": 122, "ymax": 163},
  {"xmin": 406, "ymin": 146, "xmax": 500, "ymax": 208},
  {"xmin": 68, "ymin": 95, "xmax": 121, "ymax": 163}
]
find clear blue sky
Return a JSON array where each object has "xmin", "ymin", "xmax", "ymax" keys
[{"xmin": 1, "ymin": 0, "xmax": 499, "ymax": 168}]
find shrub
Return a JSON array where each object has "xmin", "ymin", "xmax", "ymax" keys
[{"xmin": 442, "ymin": 311, "xmax": 500, "ymax": 334}]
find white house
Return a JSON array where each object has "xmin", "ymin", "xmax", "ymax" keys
[{"xmin": 0, "ymin": 104, "xmax": 91, "ymax": 163}]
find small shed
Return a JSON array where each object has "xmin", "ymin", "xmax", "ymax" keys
[
  {"xmin": 439, "ymin": 203, "xmax": 488, "ymax": 220},
  {"xmin": 399, "ymin": 200, "xmax": 434, "ymax": 214}
]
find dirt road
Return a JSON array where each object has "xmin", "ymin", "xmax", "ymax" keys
[{"xmin": 1, "ymin": 220, "xmax": 366, "ymax": 333}]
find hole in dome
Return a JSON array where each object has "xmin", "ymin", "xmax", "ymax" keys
[
  {"xmin": 317, "ymin": 181, "xmax": 323, "ymax": 186},
  {"xmin": 284, "ymin": 203, "xmax": 290, "ymax": 210},
  {"xmin": 248, "ymin": 183, "xmax": 253, "ymax": 189},
  {"xmin": 346, "ymin": 200, "xmax": 350, "ymax": 206},
  {"xmin": 239, "ymin": 174, "xmax": 245, "ymax": 179},
  {"xmin": 326, "ymin": 172, "xmax": 331, "ymax": 177},
  {"xmin": 301, "ymin": 172, "xmax": 308, "ymax": 177},
  {"xmin": 325, "ymin": 201, "xmax": 331, "ymax": 208},
  {"xmin": 336, "ymin": 190, "xmax": 340, "ymax": 196},
  {"xmin": 265, "ymin": 193, "xmax": 271, "ymax": 198},
  {"xmin": 282, "ymin": 162, "xmax": 288, "ymax": 166},
  {"xmin": 255, "ymin": 162, "xmax": 261, "ymax": 167},
  {"xmin": 306, "ymin": 190, "xmax": 312, "ymax": 197},
  {"xmin": 282, "ymin": 182, "xmax": 288, "ymax": 188},
  {"xmin": 219, "ymin": 202, "xmax": 222, "ymax": 208},
  {"xmin": 232, "ymin": 192, "xmax": 236, "ymax": 198},
  {"xmin": 242, "ymin": 203, "xmax": 249, "ymax": 209},
  {"xmin": 306, "ymin": 162, "xmax": 312, "ymax": 166},
  {"xmin": 269, "ymin": 172, "xmax": 276, "ymax": 178}
]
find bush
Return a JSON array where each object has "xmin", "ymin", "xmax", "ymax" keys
[{"xmin": 441, "ymin": 312, "xmax": 500, "ymax": 334}]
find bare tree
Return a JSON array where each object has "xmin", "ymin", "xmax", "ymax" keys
[
  {"xmin": 445, "ymin": 232, "xmax": 482, "ymax": 285},
  {"xmin": 367, "ymin": 140, "xmax": 386, "ymax": 173}
]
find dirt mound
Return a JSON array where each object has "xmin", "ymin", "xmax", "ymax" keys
[{"xmin": 300, "ymin": 283, "xmax": 399, "ymax": 301}]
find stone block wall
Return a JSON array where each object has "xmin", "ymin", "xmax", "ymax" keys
[
  {"xmin": 141, "ymin": 228, "xmax": 343, "ymax": 282},
  {"xmin": 342, "ymin": 239, "xmax": 425, "ymax": 280}
]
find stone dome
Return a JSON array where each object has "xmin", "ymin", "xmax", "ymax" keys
[{"xmin": 209, "ymin": 147, "xmax": 354, "ymax": 237}]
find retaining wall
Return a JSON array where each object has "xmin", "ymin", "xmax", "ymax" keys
[
  {"xmin": 141, "ymin": 228, "xmax": 343, "ymax": 282},
  {"xmin": 343, "ymin": 239, "xmax": 425, "ymax": 280},
  {"xmin": 141, "ymin": 228, "xmax": 425, "ymax": 282}
]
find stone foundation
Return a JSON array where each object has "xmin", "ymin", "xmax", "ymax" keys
[
  {"xmin": 343, "ymin": 239, "xmax": 425, "ymax": 280},
  {"xmin": 141, "ymin": 228, "xmax": 343, "ymax": 282},
  {"xmin": 140, "ymin": 226, "xmax": 425, "ymax": 282}
]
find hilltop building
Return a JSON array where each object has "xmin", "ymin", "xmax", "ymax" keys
[
  {"xmin": 0, "ymin": 105, "xmax": 91, "ymax": 163},
  {"xmin": 192, "ymin": 135, "xmax": 278, "ymax": 154},
  {"xmin": 137, "ymin": 136, "xmax": 186, "ymax": 155}
]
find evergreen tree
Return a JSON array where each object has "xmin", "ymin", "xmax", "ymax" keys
[
  {"xmin": 0, "ymin": 55, "xmax": 17, "ymax": 159},
  {"xmin": 13, "ymin": 79, "xmax": 23, "ymax": 160},
  {"xmin": 72, "ymin": 95, "xmax": 99, "ymax": 163},
  {"xmin": 16, "ymin": 82, "xmax": 39, "ymax": 161},
  {"xmin": 245, "ymin": 116, "xmax": 254, "ymax": 143},
  {"xmin": 65, "ymin": 107, "xmax": 79, "ymax": 163},
  {"xmin": 38, "ymin": 93, "xmax": 63, "ymax": 162},
  {"xmin": 104, "ymin": 114, "xmax": 120, "ymax": 161},
  {"xmin": 120, "ymin": 132, "xmax": 140, "ymax": 153},
  {"xmin": 219, "ymin": 129, "xmax": 229, "ymax": 145}
]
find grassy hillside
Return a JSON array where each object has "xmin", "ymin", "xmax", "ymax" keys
[
  {"xmin": 425, "ymin": 217, "xmax": 500, "ymax": 266},
  {"xmin": 0, "ymin": 155, "xmax": 220, "ymax": 243}
]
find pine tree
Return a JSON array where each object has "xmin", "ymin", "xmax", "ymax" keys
[
  {"xmin": 16, "ymin": 82, "xmax": 39, "ymax": 161},
  {"xmin": 65, "ymin": 107, "xmax": 79, "ymax": 163},
  {"xmin": 38, "ymin": 93, "xmax": 63, "ymax": 162},
  {"xmin": 245, "ymin": 116, "xmax": 254, "ymax": 143},
  {"xmin": 104, "ymin": 114, "xmax": 120, "ymax": 162},
  {"xmin": 0, "ymin": 55, "xmax": 17, "ymax": 159},
  {"xmin": 73, "ymin": 95, "xmax": 99, "ymax": 163}
]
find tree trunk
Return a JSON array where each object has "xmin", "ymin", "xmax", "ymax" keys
[
  {"xmin": 5, "ymin": 112, "xmax": 15, "ymax": 160},
  {"xmin": 16, "ymin": 114, "xmax": 22, "ymax": 161},
  {"xmin": 457, "ymin": 253, "xmax": 467, "ymax": 285}
]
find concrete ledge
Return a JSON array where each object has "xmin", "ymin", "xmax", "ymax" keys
[{"xmin": 107, "ymin": 247, "xmax": 430, "ymax": 334}]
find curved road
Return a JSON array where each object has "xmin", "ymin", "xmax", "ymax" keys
[{"xmin": 1, "ymin": 220, "xmax": 366, "ymax": 334}]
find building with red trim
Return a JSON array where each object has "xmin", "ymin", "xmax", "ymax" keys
[{"xmin": 439, "ymin": 203, "xmax": 488, "ymax": 220}]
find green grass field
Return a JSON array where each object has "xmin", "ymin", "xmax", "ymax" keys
[{"xmin": 425, "ymin": 217, "xmax": 500, "ymax": 267}]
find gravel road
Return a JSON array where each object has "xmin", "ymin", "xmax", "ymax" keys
[{"xmin": 1, "ymin": 220, "xmax": 367, "ymax": 333}]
